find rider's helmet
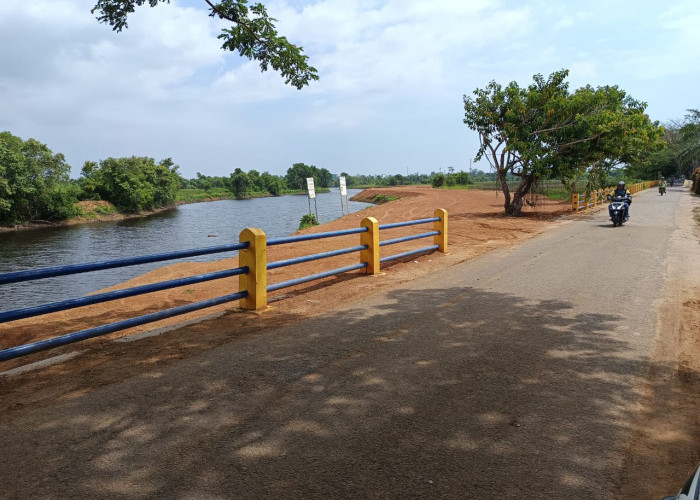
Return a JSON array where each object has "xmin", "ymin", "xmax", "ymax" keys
[{"xmin": 618, "ymin": 181, "xmax": 625, "ymax": 188}]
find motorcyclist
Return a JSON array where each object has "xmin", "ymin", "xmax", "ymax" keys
[
  {"xmin": 609, "ymin": 181, "xmax": 631, "ymax": 220},
  {"xmin": 659, "ymin": 177, "xmax": 667, "ymax": 194}
]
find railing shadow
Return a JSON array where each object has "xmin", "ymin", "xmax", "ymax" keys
[{"xmin": 1, "ymin": 285, "xmax": 694, "ymax": 498}]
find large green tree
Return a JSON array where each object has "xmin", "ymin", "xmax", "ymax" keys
[
  {"xmin": 92, "ymin": 0, "xmax": 318, "ymax": 89},
  {"xmin": 0, "ymin": 132, "xmax": 79, "ymax": 225},
  {"xmin": 284, "ymin": 162, "xmax": 332, "ymax": 190},
  {"xmin": 81, "ymin": 156, "xmax": 180, "ymax": 212},
  {"xmin": 463, "ymin": 70, "xmax": 664, "ymax": 215}
]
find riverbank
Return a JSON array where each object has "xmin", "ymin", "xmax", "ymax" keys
[
  {"xmin": 0, "ymin": 186, "xmax": 570, "ymax": 367},
  {"xmin": 0, "ymin": 200, "xmax": 177, "ymax": 233},
  {"xmin": 0, "ymin": 188, "xmax": 337, "ymax": 234}
]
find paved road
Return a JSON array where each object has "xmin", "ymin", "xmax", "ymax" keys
[{"xmin": 0, "ymin": 186, "xmax": 691, "ymax": 499}]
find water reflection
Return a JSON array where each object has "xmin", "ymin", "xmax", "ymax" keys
[{"xmin": 0, "ymin": 189, "xmax": 372, "ymax": 310}]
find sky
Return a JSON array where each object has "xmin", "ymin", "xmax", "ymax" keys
[{"xmin": 1, "ymin": 0, "xmax": 698, "ymax": 180}]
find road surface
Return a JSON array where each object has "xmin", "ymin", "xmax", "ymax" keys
[{"xmin": 0, "ymin": 185, "xmax": 696, "ymax": 499}]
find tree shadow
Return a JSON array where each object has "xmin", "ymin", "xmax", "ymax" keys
[{"xmin": 0, "ymin": 286, "xmax": 693, "ymax": 499}]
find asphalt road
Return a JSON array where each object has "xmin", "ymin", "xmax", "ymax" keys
[{"xmin": 0, "ymin": 186, "xmax": 689, "ymax": 499}]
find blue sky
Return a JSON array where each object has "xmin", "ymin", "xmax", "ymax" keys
[{"xmin": 1, "ymin": 0, "xmax": 698, "ymax": 179}]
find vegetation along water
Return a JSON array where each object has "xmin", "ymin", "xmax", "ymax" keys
[{"xmin": 0, "ymin": 189, "xmax": 372, "ymax": 311}]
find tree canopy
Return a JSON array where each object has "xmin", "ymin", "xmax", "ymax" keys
[
  {"xmin": 463, "ymin": 69, "xmax": 664, "ymax": 215},
  {"xmin": 81, "ymin": 156, "xmax": 181, "ymax": 212},
  {"xmin": 92, "ymin": 0, "xmax": 319, "ymax": 89},
  {"xmin": 0, "ymin": 132, "xmax": 79, "ymax": 225},
  {"xmin": 629, "ymin": 109, "xmax": 700, "ymax": 180}
]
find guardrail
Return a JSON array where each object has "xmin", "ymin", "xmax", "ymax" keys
[
  {"xmin": 571, "ymin": 180, "xmax": 659, "ymax": 212},
  {"xmin": 0, "ymin": 209, "xmax": 448, "ymax": 362}
]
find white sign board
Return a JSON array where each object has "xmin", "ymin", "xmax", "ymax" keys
[
  {"xmin": 339, "ymin": 176, "xmax": 347, "ymax": 196},
  {"xmin": 306, "ymin": 177, "xmax": 316, "ymax": 199}
]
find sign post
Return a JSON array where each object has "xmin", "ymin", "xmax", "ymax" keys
[
  {"xmin": 306, "ymin": 177, "xmax": 318, "ymax": 221},
  {"xmin": 339, "ymin": 176, "xmax": 347, "ymax": 215}
]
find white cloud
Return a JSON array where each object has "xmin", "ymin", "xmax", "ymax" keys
[{"xmin": 0, "ymin": 0, "xmax": 698, "ymax": 177}]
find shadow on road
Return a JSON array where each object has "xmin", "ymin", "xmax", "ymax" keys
[{"xmin": 1, "ymin": 285, "xmax": 695, "ymax": 499}]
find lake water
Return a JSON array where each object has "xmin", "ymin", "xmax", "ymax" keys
[{"xmin": 0, "ymin": 189, "xmax": 372, "ymax": 311}]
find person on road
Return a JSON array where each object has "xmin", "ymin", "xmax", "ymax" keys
[
  {"xmin": 659, "ymin": 177, "xmax": 667, "ymax": 194},
  {"xmin": 609, "ymin": 181, "xmax": 631, "ymax": 220}
]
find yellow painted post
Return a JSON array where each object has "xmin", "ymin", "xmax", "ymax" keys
[
  {"xmin": 434, "ymin": 208, "xmax": 448, "ymax": 253},
  {"xmin": 360, "ymin": 217, "xmax": 380, "ymax": 275},
  {"xmin": 572, "ymin": 193, "xmax": 579, "ymax": 212},
  {"xmin": 239, "ymin": 227, "xmax": 267, "ymax": 310},
  {"xmin": 591, "ymin": 190, "xmax": 597, "ymax": 206}
]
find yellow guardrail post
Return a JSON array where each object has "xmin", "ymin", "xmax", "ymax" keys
[
  {"xmin": 239, "ymin": 227, "xmax": 267, "ymax": 310},
  {"xmin": 572, "ymin": 193, "xmax": 579, "ymax": 212},
  {"xmin": 591, "ymin": 190, "xmax": 597, "ymax": 207},
  {"xmin": 360, "ymin": 217, "xmax": 380, "ymax": 275},
  {"xmin": 434, "ymin": 208, "xmax": 448, "ymax": 253}
]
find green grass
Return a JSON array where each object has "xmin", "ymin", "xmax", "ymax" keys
[
  {"xmin": 176, "ymin": 188, "xmax": 233, "ymax": 203},
  {"xmin": 367, "ymin": 194, "xmax": 400, "ymax": 204}
]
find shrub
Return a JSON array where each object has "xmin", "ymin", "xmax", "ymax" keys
[
  {"xmin": 298, "ymin": 213, "xmax": 319, "ymax": 230},
  {"xmin": 432, "ymin": 173, "xmax": 445, "ymax": 187}
]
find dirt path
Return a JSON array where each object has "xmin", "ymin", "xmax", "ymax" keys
[{"xmin": 0, "ymin": 186, "xmax": 697, "ymax": 498}]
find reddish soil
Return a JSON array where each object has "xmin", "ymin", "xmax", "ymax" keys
[{"xmin": 0, "ymin": 186, "xmax": 697, "ymax": 497}]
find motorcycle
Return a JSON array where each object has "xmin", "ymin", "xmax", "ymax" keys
[
  {"xmin": 608, "ymin": 195, "xmax": 630, "ymax": 227},
  {"xmin": 659, "ymin": 184, "xmax": 666, "ymax": 195}
]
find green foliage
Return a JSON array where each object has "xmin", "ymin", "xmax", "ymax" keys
[
  {"xmin": 367, "ymin": 194, "xmax": 399, "ymax": 204},
  {"xmin": 0, "ymin": 131, "xmax": 78, "ymax": 225},
  {"xmin": 629, "ymin": 109, "xmax": 700, "ymax": 180},
  {"xmin": 181, "ymin": 169, "xmax": 285, "ymax": 198},
  {"xmin": 454, "ymin": 171, "xmax": 473, "ymax": 185},
  {"xmin": 176, "ymin": 188, "xmax": 233, "ymax": 203},
  {"xmin": 432, "ymin": 173, "xmax": 445, "ymax": 187},
  {"xmin": 80, "ymin": 156, "xmax": 180, "ymax": 212},
  {"xmin": 463, "ymin": 69, "xmax": 664, "ymax": 215},
  {"xmin": 91, "ymin": 0, "xmax": 318, "ymax": 89},
  {"xmin": 298, "ymin": 213, "xmax": 319, "ymax": 230},
  {"xmin": 228, "ymin": 167, "xmax": 251, "ymax": 198},
  {"xmin": 285, "ymin": 163, "xmax": 333, "ymax": 190}
]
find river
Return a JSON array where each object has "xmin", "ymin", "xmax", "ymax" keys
[{"xmin": 0, "ymin": 189, "xmax": 372, "ymax": 311}]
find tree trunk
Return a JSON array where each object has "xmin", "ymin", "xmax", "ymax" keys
[
  {"xmin": 507, "ymin": 174, "xmax": 536, "ymax": 216},
  {"xmin": 498, "ymin": 170, "xmax": 511, "ymax": 214}
]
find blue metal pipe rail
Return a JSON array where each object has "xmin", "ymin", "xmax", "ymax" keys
[
  {"xmin": 0, "ymin": 267, "xmax": 248, "ymax": 323},
  {"xmin": 0, "ymin": 242, "xmax": 249, "ymax": 285},
  {"xmin": 268, "ymin": 246, "xmax": 367, "ymax": 270},
  {"xmin": 267, "ymin": 263, "xmax": 368, "ymax": 292},
  {"xmin": 0, "ymin": 211, "xmax": 445, "ymax": 363},
  {"xmin": 0, "ymin": 292, "xmax": 248, "ymax": 362}
]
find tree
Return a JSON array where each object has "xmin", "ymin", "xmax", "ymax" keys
[
  {"xmin": 92, "ymin": 0, "xmax": 318, "ymax": 89},
  {"xmin": 228, "ymin": 167, "xmax": 251, "ymax": 197},
  {"xmin": 260, "ymin": 171, "xmax": 283, "ymax": 195},
  {"xmin": 633, "ymin": 109, "xmax": 699, "ymax": 180},
  {"xmin": 284, "ymin": 162, "xmax": 316, "ymax": 190},
  {"xmin": 463, "ymin": 70, "xmax": 664, "ymax": 215},
  {"xmin": 0, "ymin": 132, "xmax": 78, "ymax": 225},
  {"xmin": 80, "ymin": 156, "xmax": 180, "ymax": 212}
]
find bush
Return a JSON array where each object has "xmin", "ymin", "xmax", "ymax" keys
[
  {"xmin": 432, "ymin": 173, "xmax": 445, "ymax": 187},
  {"xmin": 81, "ymin": 156, "xmax": 180, "ymax": 213},
  {"xmin": 298, "ymin": 213, "xmax": 319, "ymax": 230}
]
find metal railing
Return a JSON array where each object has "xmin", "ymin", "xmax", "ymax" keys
[
  {"xmin": 0, "ymin": 210, "xmax": 448, "ymax": 362},
  {"xmin": 571, "ymin": 181, "xmax": 659, "ymax": 212}
]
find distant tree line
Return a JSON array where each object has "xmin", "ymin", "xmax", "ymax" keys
[{"xmin": 180, "ymin": 163, "xmax": 335, "ymax": 198}]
